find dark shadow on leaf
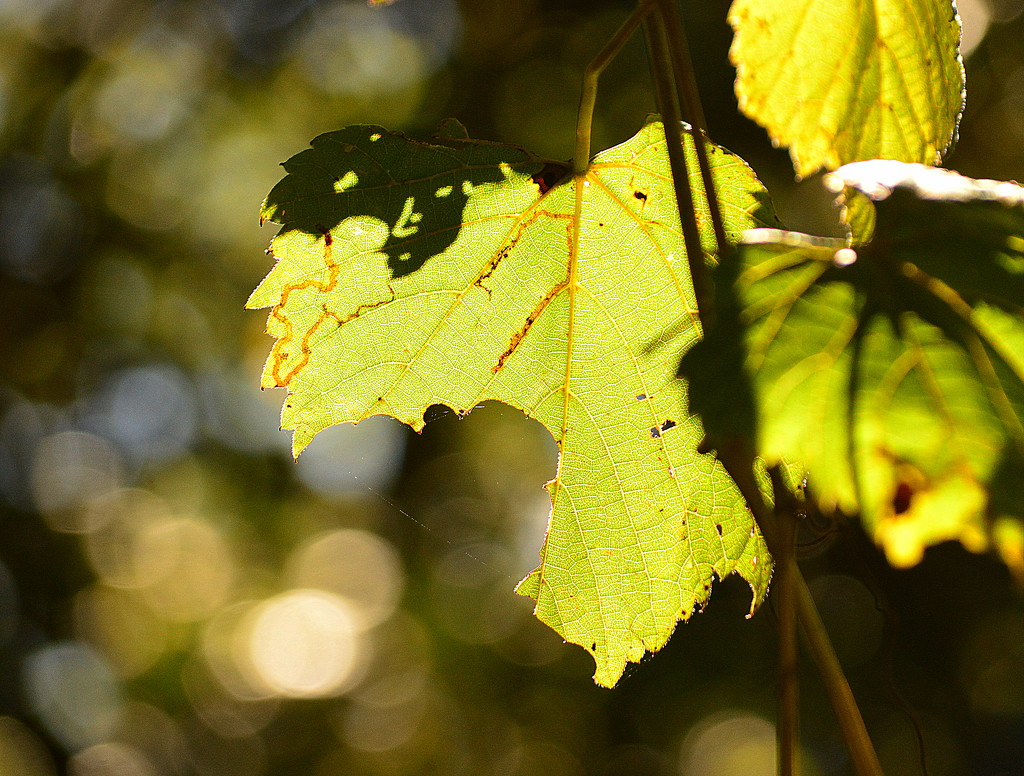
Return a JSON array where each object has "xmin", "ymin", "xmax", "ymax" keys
[
  {"xmin": 704, "ymin": 175, "xmax": 1024, "ymax": 540},
  {"xmin": 643, "ymin": 187, "xmax": 779, "ymax": 356},
  {"xmin": 988, "ymin": 444, "xmax": 1024, "ymax": 524},
  {"xmin": 262, "ymin": 124, "xmax": 568, "ymax": 279},
  {"xmin": 873, "ymin": 187, "xmax": 1024, "ymax": 314},
  {"xmin": 677, "ymin": 244, "xmax": 758, "ymax": 451}
]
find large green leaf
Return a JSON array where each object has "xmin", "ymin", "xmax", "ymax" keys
[
  {"xmin": 728, "ymin": 0, "xmax": 965, "ymax": 178},
  {"xmin": 248, "ymin": 119, "xmax": 777, "ymax": 686},
  {"xmin": 682, "ymin": 161, "xmax": 1024, "ymax": 571}
]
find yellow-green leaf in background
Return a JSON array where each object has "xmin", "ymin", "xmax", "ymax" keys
[
  {"xmin": 248, "ymin": 119, "xmax": 778, "ymax": 686},
  {"xmin": 728, "ymin": 0, "xmax": 965, "ymax": 178},
  {"xmin": 682, "ymin": 161, "xmax": 1024, "ymax": 573}
]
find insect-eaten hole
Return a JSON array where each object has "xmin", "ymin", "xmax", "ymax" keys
[
  {"xmin": 650, "ymin": 419, "xmax": 677, "ymax": 439},
  {"xmin": 636, "ymin": 393, "xmax": 647, "ymax": 401},
  {"xmin": 715, "ymin": 523, "xmax": 723, "ymax": 536},
  {"xmin": 633, "ymin": 190, "xmax": 648, "ymax": 202}
]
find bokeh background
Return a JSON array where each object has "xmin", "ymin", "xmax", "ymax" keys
[{"xmin": 1, "ymin": 0, "xmax": 1023, "ymax": 774}]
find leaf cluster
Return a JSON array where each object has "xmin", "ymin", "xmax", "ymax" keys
[{"xmin": 250, "ymin": 0, "xmax": 1024, "ymax": 688}]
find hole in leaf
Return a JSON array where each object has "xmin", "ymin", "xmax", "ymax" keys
[
  {"xmin": 531, "ymin": 161, "xmax": 571, "ymax": 194},
  {"xmin": 715, "ymin": 524, "xmax": 723, "ymax": 536},
  {"xmin": 660, "ymin": 419, "xmax": 676, "ymax": 433},
  {"xmin": 649, "ymin": 426, "xmax": 661, "ymax": 439}
]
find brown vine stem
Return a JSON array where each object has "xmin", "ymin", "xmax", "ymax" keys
[
  {"xmin": 655, "ymin": 0, "xmax": 730, "ymax": 264},
  {"xmin": 592, "ymin": 3, "xmax": 885, "ymax": 773},
  {"xmin": 573, "ymin": 0, "xmax": 655, "ymax": 177},
  {"xmin": 770, "ymin": 466, "xmax": 800, "ymax": 776},
  {"xmin": 643, "ymin": 11, "xmax": 713, "ymax": 323},
  {"xmin": 648, "ymin": 2, "xmax": 884, "ymax": 772},
  {"xmin": 719, "ymin": 443, "xmax": 884, "ymax": 776}
]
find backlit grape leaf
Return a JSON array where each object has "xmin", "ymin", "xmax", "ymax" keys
[
  {"xmin": 728, "ymin": 0, "xmax": 965, "ymax": 178},
  {"xmin": 248, "ymin": 119, "xmax": 777, "ymax": 686},
  {"xmin": 682, "ymin": 161, "xmax": 1024, "ymax": 572}
]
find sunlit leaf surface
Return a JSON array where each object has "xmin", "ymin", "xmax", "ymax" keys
[
  {"xmin": 728, "ymin": 0, "xmax": 965, "ymax": 178},
  {"xmin": 248, "ymin": 120, "xmax": 777, "ymax": 686},
  {"xmin": 684, "ymin": 161, "xmax": 1024, "ymax": 570}
]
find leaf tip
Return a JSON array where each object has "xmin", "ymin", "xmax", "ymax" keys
[
  {"xmin": 591, "ymin": 651, "xmax": 626, "ymax": 689},
  {"xmin": 291, "ymin": 428, "xmax": 315, "ymax": 459}
]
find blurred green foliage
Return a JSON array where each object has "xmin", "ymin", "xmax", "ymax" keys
[{"xmin": 1, "ymin": 1, "xmax": 1023, "ymax": 774}]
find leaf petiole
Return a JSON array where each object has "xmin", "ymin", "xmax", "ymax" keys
[{"xmin": 573, "ymin": 0, "xmax": 655, "ymax": 176}]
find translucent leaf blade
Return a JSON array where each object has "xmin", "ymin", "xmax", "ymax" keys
[
  {"xmin": 248, "ymin": 120, "xmax": 778, "ymax": 686},
  {"xmin": 729, "ymin": 0, "xmax": 965, "ymax": 177},
  {"xmin": 686, "ymin": 161, "xmax": 1024, "ymax": 571}
]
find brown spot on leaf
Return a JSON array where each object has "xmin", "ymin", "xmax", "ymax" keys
[
  {"xmin": 492, "ymin": 281, "xmax": 567, "ymax": 373},
  {"xmin": 322, "ymin": 287, "xmax": 396, "ymax": 329},
  {"xmin": 474, "ymin": 244, "xmax": 510, "ymax": 294},
  {"xmin": 892, "ymin": 481, "xmax": 914, "ymax": 515}
]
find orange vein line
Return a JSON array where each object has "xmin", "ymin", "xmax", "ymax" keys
[{"xmin": 269, "ymin": 228, "xmax": 340, "ymax": 387}]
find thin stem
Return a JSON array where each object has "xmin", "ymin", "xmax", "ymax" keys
[
  {"xmin": 574, "ymin": 1, "xmax": 655, "ymax": 176},
  {"xmin": 794, "ymin": 575, "xmax": 884, "ymax": 776},
  {"xmin": 655, "ymin": 0, "xmax": 730, "ymax": 260},
  {"xmin": 716, "ymin": 444, "xmax": 884, "ymax": 776},
  {"xmin": 643, "ymin": 12, "xmax": 712, "ymax": 322},
  {"xmin": 648, "ymin": 2, "xmax": 878, "ymax": 772},
  {"xmin": 770, "ymin": 467, "xmax": 799, "ymax": 776}
]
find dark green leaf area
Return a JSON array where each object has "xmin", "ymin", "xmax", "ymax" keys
[
  {"xmin": 871, "ymin": 192, "xmax": 1024, "ymax": 309},
  {"xmin": 261, "ymin": 125, "xmax": 563, "ymax": 279},
  {"xmin": 684, "ymin": 163, "xmax": 1024, "ymax": 568}
]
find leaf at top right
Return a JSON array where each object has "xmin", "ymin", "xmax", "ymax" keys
[
  {"xmin": 729, "ymin": 0, "xmax": 965, "ymax": 179},
  {"xmin": 688, "ymin": 161, "xmax": 1024, "ymax": 574}
]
